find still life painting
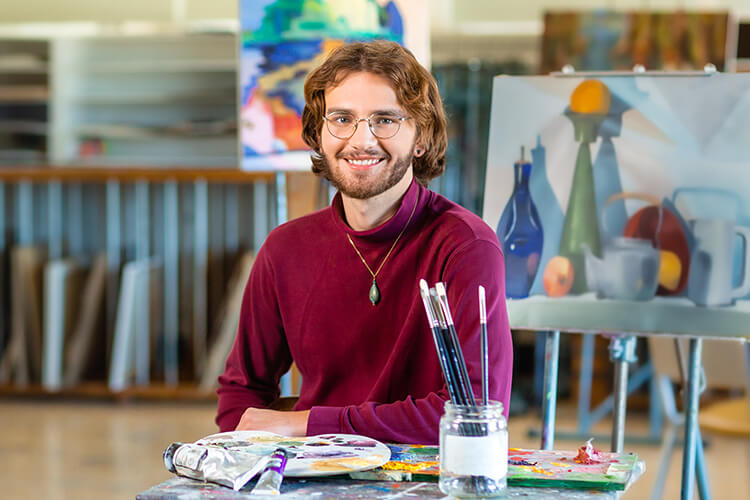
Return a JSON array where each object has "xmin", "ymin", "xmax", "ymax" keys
[{"xmin": 483, "ymin": 72, "xmax": 750, "ymax": 335}]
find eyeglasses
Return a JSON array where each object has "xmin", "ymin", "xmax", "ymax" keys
[{"xmin": 323, "ymin": 111, "xmax": 410, "ymax": 140}]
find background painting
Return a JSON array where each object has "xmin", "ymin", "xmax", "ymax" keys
[
  {"xmin": 239, "ymin": 0, "xmax": 427, "ymax": 170},
  {"xmin": 541, "ymin": 10, "xmax": 732, "ymax": 74},
  {"xmin": 483, "ymin": 73, "xmax": 750, "ymax": 333}
]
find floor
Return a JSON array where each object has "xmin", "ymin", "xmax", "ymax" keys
[{"xmin": 1, "ymin": 399, "xmax": 747, "ymax": 499}]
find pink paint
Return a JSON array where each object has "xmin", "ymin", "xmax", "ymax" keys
[{"xmin": 574, "ymin": 438, "xmax": 604, "ymax": 465}]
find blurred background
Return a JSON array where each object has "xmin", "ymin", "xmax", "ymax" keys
[{"xmin": 1, "ymin": 1, "xmax": 749, "ymax": 499}]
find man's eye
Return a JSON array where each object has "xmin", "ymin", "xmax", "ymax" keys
[
  {"xmin": 375, "ymin": 116, "xmax": 397, "ymax": 125},
  {"xmin": 331, "ymin": 114, "xmax": 353, "ymax": 124}
]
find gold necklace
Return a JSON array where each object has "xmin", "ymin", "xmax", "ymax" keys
[{"xmin": 346, "ymin": 197, "xmax": 418, "ymax": 306}]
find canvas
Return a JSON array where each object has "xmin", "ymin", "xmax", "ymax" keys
[
  {"xmin": 483, "ymin": 73, "xmax": 750, "ymax": 336},
  {"xmin": 239, "ymin": 0, "xmax": 428, "ymax": 171},
  {"xmin": 541, "ymin": 11, "xmax": 732, "ymax": 74}
]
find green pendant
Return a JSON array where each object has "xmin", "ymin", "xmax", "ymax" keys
[{"xmin": 369, "ymin": 279, "xmax": 381, "ymax": 306}]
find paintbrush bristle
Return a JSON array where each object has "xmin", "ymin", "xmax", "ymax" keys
[{"xmin": 478, "ymin": 285, "xmax": 487, "ymax": 324}]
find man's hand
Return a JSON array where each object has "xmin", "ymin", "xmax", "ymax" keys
[{"xmin": 235, "ymin": 408, "xmax": 311, "ymax": 436}]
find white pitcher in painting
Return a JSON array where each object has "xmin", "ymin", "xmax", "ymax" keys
[{"xmin": 686, "ymin": 219, "xmax": 750, "ymax": 307}]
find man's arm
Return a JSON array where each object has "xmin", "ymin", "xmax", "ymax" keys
[{"xmin": 216, "ymin": 246, "xmax": 293, "ymax": 432}]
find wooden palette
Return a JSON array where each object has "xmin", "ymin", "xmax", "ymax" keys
[
  {"xmin": 196, "ymin": 431, "xmax": 391, "ymax": 477},
  {"xmin": 351, "ymin": 444, "xmax": 640, "ymax": 491}
]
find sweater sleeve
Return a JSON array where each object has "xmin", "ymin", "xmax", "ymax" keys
[
  {"xmin": 307, "ymin": 239, "xmax": 513, "ymax": 444},
  {"xmin": 215, "ymin": 244, "xmax": 293, "ymax": 432}
]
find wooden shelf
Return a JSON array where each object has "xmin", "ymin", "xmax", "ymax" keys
[
  {"xmin": 0, "ymin": 166, "xmax": 276, "ymax": 183},
  {"xmin": 85, "ymin": 60, "xmax": 236, "ymax": 73},
  {"xmin": 0, "ymin": 382, "xmax": 218, "ymax": 402}
]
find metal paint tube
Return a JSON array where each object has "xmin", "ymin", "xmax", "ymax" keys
[
  {"xmin": 250, "ymin": 448, "xmax": 288, "ymax": 495},
  {"xmin": 163, "ymin": 442, "xmax": 271, "ymax": 491}
]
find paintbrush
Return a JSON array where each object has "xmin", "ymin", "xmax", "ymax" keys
[
  {"xmin": 435, "ymin": 282, "xmax": 476, "ymax": 407},
  {"xmin": 479, "ymin": 285, "xmax": 488, "ymax": 406},
  {"xmin": 419, "ymin": 280, "xmax": 462, "ymax": 404},
  {"xmin": 429, "ymin": 287, "xmax": 466, "ymax": 406}
]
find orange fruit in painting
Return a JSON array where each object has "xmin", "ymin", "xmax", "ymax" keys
[
  {"xmin": 570, "ymin": 80, "xmax": 611, "ymax": 115},
  {"xmin": 543, "ymin": 256, "xmax": 575, "ymax": 297},
  {"xmin": 658, "ymin": 250, "xmax": 682, "ymax": 292}
]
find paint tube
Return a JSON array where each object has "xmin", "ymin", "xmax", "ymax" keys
[
  {"xmin": 163, "ymin": 442, "xmax": 271, "ymax": 491},
  {"xmin": 250, "ymin": 448, "xmax": 288, "ymax": 496}
]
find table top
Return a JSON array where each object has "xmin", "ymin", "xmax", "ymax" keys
[
  {"xmin": 507, "ymin": 294, "xmax": 750, "ymax": 339},
  {"xmin": 137, "ymin": 476, "xmax": 631, "ymax": 499}
]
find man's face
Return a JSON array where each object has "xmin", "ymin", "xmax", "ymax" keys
[{"xmin": 319, "ymin": 71, "xmax": 419, "ymax": 200}]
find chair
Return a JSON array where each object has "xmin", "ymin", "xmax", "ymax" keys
[{"xmin": 648, "ymin": 336, "xmax": 750, "ymax": 499}]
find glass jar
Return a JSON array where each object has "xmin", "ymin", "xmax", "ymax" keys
[{"xmin": 439, "ymin": 401, "xmax": 508, "ymax": 498}]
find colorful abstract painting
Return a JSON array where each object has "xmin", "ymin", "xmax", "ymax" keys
[
  {"xmin": 483, "ymin": 73, "xmax": 750, "ymax": 337},
  {"xmin": 351, "ymin": 444, "xmax": 640, "ymax": 491},
  {"xmin": 239, "ymin": 0, "xmax": 427, "ymax": 170},
  {"xmin": 541, "ymin": 10, "xmax": 732, "ymax": 74}
]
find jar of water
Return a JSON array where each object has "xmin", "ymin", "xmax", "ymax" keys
[{"xmin": 439, "ymin": 401, "xmax": 508, "ymax": 498}]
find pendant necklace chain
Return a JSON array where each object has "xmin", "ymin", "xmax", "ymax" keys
[{"xmin": 346, "ymin": 196, "xmax": 418, "ymax": 306}]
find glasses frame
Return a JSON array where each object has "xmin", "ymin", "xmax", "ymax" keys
[{"xmin": 323, "ymin": 111, "xmax": 410, "ymax": 140}]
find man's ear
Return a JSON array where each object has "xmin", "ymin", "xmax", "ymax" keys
[{"xmin": 414, "ymin": 146, "xmax": 426, "ymax": 157}]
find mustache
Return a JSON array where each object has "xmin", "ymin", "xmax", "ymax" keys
[{"xmin": 335, "ymin": 148, "xmax": 390, "ymax": 160}]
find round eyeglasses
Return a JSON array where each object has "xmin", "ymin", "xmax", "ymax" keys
[{"xmin": 323, "ymin": 111, "xmax": 410, "ymax": 140}]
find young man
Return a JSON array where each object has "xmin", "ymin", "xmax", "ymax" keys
[{"xmin": 216, "ymin": 40, "xmax": 512, "ymax": 444}]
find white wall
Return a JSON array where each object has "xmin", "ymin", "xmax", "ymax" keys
[{"xmin": 1, "ymin": 0, "xmax": 748, "ymax": 26}]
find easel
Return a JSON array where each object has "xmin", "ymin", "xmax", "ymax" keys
[{"xmin": 516, "ymin": 64, "xmax": 730, "ymax": 500}]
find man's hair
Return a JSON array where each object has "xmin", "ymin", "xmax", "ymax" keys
[{"xmin": 302, "ymin": 40, "xmax": 447, "ymax": 185}]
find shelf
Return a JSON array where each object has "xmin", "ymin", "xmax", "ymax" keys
[
  {"xmin": 74, "ymin": 92, "xmax": 235, "ymax": 105},
  {"xmin": 0, "ymin": 382, "xmax": 218, "ymax": 402},
  {"xmin": 76, "ymin": 122, "xmax": 236, "ymax": 139},
  {"xmin": 0, "ymin": 120, "xmax": 48, "ymax": 135},
  {"xmin": 0, "ymin": 165, "xmax": 275, "ymax": 183},
  {"xmin": 84, "ymin": 60, "xmax": 236, "ymax": 73},
  {"xmin": 0, "ymin": 85, "xmax": 48, "ymax": 102}
]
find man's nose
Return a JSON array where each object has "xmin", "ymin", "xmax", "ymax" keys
[{"xmin": 349, "ymin": 118, "xmax": 378, "ymax": 145}]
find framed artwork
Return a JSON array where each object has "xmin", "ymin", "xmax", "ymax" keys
[
  {"xmin": 541, "ymin": 11, "xmax": 734, "ymax": 74},
  {"xmin": 238, "ymin": 0, "xmax": 428, "ymax": 170}
]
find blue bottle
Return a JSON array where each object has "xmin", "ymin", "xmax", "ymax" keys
[{"xmin": 497, "ymin": 148, "xmax": 544, "ymax": 299}]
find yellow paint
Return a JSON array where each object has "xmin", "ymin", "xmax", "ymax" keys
[
  {"xmin": 550, "ymin": 462, "xmax": 568, "ymax": 467},
  {"xmin": 380, "ymin": 460, "xmax": 440, "ymax": 472},
  {"xmin": 309, "ymin": 457, "xmax": 382, "ymax": 472}
]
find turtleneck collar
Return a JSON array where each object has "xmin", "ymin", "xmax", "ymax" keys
[{"xmin": 331, "ymin": 179, "xmax": 425, "ymax": 242}]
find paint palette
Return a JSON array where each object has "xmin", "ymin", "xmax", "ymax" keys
[
  {"xmin": 352, "ymin": 444, "xmax": 640, "ymax": 491},
  {"xmin": 195, "ymin": 431, "xmax": 391, "ymax": 477}
]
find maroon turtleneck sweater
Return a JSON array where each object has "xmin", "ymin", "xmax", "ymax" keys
[{"xmin": 216, "ymin": 179, "xmax": 512, "ymax": 444}]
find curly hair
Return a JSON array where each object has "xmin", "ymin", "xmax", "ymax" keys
[{"xmin": 301, "ymin": 40, "xmax": 447, "ymax": 185}]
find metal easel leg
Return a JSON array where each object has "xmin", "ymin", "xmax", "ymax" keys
[
  {"xmin": 609, "ymin": 335, "xmax": 637, "ymax": 453},
  {"xmin": 541, "ymin": 330, "xmax": 560, "ymax": 450},
  {"xmin": 681, "ymin": 337, "xmax": 703, "ymax": 500}
]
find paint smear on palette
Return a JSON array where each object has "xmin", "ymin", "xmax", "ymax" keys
[
  {"xmin": 309, "ymin": 457, "xmax": 384, "ymax": 472},
  {"xmin": 574, "ymin": 438, "xmax": 604, "ymax": 464},
  {"xmin": 299, "ymin": 450, "xmax": 358, "ymax": 459},
  {"xmin": 194, "ymin": 431, "xmax": 391, "ymax": 477}
]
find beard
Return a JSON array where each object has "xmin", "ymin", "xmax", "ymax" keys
[{"xmin": 318, "ymin": 144, "xmax": 415, "ymax": 200}]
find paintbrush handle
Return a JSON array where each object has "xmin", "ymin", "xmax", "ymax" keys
[
  {"xmin": 446, "ymin": 324, "xmax": 476, "ymax": 406},
  {"xmin": 481, "ymin": 322, "xmax": 489, "ymax": 406},
  {"xmin": 432, "ymin": 326, "xmax": 462, "ymax": 403}
]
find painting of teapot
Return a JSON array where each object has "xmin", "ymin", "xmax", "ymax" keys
[
  {"xmin": 582, "ymin": 193, "xmax": 664, "ymax": 301},
  {"xmin": 582, "ymin": 238, "xmax": 660, "ymax": 301}
]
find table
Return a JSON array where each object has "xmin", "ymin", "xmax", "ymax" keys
[
  {"xmin": 507, "ymin": 294, "xmax": 750, "ymax": 500},
  {"xmin": 137, "ymin": 476, "xmax": 636, "ymax": 499}
]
